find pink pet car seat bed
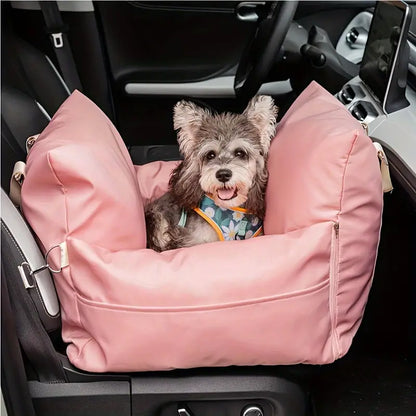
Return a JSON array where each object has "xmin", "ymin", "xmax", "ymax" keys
[{"xmin": 21, "ymin": 82, "xmax": 383, "ymax": 373}]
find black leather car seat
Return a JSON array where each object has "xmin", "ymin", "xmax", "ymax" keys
[{"xmin": 2, "ymin": 30, "xmax": 70, "ymax": 118}]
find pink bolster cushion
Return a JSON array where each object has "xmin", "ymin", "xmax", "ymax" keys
[{"xmin": 21, "ymin": 84, "xmax": 383, "ymax": 373}]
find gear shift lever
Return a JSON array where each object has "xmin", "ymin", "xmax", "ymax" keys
[{"xmin": 299, "ymin": 25, "xmax": 359, "ymax": 93}]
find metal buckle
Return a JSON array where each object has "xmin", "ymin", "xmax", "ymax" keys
[
  {"xmin": 51, "ymin": 33, "xmax": 64, "ymax": 48},
  {"xmin": 360, "ymin": 121, "xmax": 368, "ymax": 135},
  {"xmin": 177, "ymin": 407, "xmax": 193, "ymax": 416},
  {"xmin": 26, "ymin": 134, "xmax": 40, "ymax": 153},
  {"xmin": 18, "ymin": 262, "xmax": 36, "ymax": 289},
  {"xmin": 18, "ymin": 245, "xmax": 64, "ymax": 290}
]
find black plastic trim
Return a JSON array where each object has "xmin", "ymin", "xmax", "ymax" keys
[
  {"xmin": 127, "ymin": 1, "xmax": 236, "ymax": 14},
  {"xmin": 131, "ymin": 373, "xmax": 306, "ymax": 416},
  {"xmin": 129, "ymin": 144, "xmax": 181, "ymax": 165},
  {"xmin": 29, "ymin": 380, "xmax": 131, "ymax": 416},
  {"xmin": 295, "ymin": 1, "xmax": 376, "ymax": 18}
]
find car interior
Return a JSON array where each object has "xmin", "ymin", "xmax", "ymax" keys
[{"xmin": 1, "ymin": 1, "xmax": 415, "ymax": 415}]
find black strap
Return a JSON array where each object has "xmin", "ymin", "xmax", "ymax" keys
[
  {"xmin": 1, "ymin": 221, "xmax": 66, "ymax": 383},
  {"xmin": 1, "ymin": 264, "xmax": 37, "ymax": 416},
  {"xmin": 40, "ymin": 1, "xmax": 82, "ymax": 93}
]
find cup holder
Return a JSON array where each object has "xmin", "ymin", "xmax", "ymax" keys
[
  {"xmin": 349, "ymin": 100, "xmax": 378, "ymax": 123},
  {"xmin": 338, "ymin": 84, "xmax": 365, "ymax": 105}
]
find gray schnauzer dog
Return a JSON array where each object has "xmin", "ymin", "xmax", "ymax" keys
[{"xmin": 145, "ymin": 95, "xmax": 278, "ymax": 252}]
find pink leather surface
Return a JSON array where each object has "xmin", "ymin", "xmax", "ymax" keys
[
  {"xmin": 265, "ymin": 81, "xmax": 383, "ymax": 357},
  {"xmin": 21, "ymin": 84, "xmax": 382, "ymax": 372},
  {"xmin": 22, "ymin": 90, "xmax": 146, "ymax": 253},
  {"xmin": 135, "ymin": 161, "xmax": 179, "ymax": 205}
]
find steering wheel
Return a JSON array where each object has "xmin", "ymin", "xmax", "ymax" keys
[{"xmin": 234, "ymin": 1, "xmax": 299, "ymax": 103}]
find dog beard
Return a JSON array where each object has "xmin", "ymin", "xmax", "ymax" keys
[{"xmin": 199, "ymin": 161, "xmax": 257, "ymax": 209}]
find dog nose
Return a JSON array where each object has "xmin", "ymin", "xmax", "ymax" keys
[{"xmin": 216, "ymin": 169, "xmax": 232, "ymax": 183}]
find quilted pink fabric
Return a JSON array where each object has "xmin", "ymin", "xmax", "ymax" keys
[{"xmin": 21, "ymin": 84, "xmax": 382, "ymax": 372}]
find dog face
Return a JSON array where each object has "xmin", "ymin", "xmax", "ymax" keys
[
  {"xmin": 170, "ymin": 96, "xmax": 278, "ymax": 217},
  {"xmin": 196, "ymin": 122, "xmax": 264, "ymax": 210}
]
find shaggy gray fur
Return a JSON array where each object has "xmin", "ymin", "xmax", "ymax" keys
[{"xmin": 145, "ymin": 95, "xmax": 278, "ymax": 252}]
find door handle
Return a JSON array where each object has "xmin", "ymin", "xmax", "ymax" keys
[{"xmin": 236, "ymin": 2, "xmax": 266, "ymax": 22}]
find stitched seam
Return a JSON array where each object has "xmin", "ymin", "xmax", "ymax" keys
[
  {"xmin": 46, "ymin": 152, "xmax": 69, "ymax": 236},
  {"xmin": 332, "ymin": 130, "xmax": 359, "ymax": 357},
  {"xmin": 75, "ymin": 279, "xmax": 329, "ymax": 313},
  {"xmin": 32, "ymin": 278, "xmax": 57, "ymax": 319},
  {"xmin": 47, "ymin": 152, "xmax": 85, "ymax": 331},
  {"xmin": 1, "ymin": 221, "xmax": 26, "ymax": 261},
  {"xmin": 338, "ymin": 131, "xmax": 359, "ymax": 215}
]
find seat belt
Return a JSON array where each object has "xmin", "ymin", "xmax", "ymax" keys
[
  {"xmin": 40, "ymin": 1, "xmax": 83, "ymax": 93},
  {"xmin": 1, "ymin": 223, "xmax": 66, "ymax": 383},
  {"xmin": 1, "ymin": 266, "xmax": 38, "ymax": 416}
]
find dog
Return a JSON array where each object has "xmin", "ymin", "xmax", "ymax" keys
[{"xmin": 145, "ymin": 95, "xmax": 278, "ymax": 252}]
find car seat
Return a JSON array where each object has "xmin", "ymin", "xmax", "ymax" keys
[
  {"xmin": 1, "ymin": 24, "xmax": 309, "ymax": 416},
  {"xmin": 1, "ymin": 23, "xmax": 181, "ymax": 168}
]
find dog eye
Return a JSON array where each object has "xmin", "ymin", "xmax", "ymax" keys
[
  {"xmin": 234, "ymin": 149, "xmax": 247, "ymax": 158},
  {"xmin": 205, "ymin": 151, "xmax": 216, "ymax": 160}
]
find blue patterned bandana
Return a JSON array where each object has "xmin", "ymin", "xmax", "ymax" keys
[{"xmin": 179, "ymin": 195, "xmax": 263, "ymax": 241}]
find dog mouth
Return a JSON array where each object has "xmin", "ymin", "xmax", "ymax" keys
[{"xmin": 217, "ymin": 186, "xmax": 237, "ymax": 201}]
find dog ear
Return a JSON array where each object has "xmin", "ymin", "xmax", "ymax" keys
[
  {"xmin": 174, "ymin": 100, "xmax": 210, "ymax": 157},
  {"xmin": 169, "ymin": 160, "xmax": 204, "ymax": 210},
  {"xmin": 244, "ymin": 165, "xmax": 268, "ymax": 218},
  {"xmin": 243, "ymin": 95, "xmax": 278, "ymax": 154}
]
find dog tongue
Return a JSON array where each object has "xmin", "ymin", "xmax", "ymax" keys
[{"xmin": 217, "ymin": 188, "xmax": 235, "ymax": 200}]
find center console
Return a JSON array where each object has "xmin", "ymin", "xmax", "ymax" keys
[
  {"xmin": 338, "ymin": 0, "xmax": 412, "ymax": 123},
  {"xmin": 337, "ymin": 1, "xmax": 416, "ymax": 203},
  {"xmin": 338, "ymin": 82, "xmax": 379, "ymax": 124}
]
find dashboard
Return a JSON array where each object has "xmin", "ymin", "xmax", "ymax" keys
[
  {"xmin": 338, "ymin": 76, "xmax": 416, "ymax": 203},
  {"xmin": 336, "ymin": 1, "xmax": 416, "ymax": 202}
]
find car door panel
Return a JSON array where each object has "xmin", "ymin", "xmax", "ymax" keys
[
  {"xmin": 96, "ymin": 1, "xmax": 255, "ymax": 84},
  {"xmin": 295, "ymin": 1, "xmax": 375, "ymax": 46},
  {"xmin": 95, "ymin": 1, "xmax": 259, "ymax": 148},
  {"xmin": 95, "ymin": 1, "xmax": 376, "ymax": 149},
  {"xmin": 10, "ymin": 1, "xmax": 376, "ymax": 149}
]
